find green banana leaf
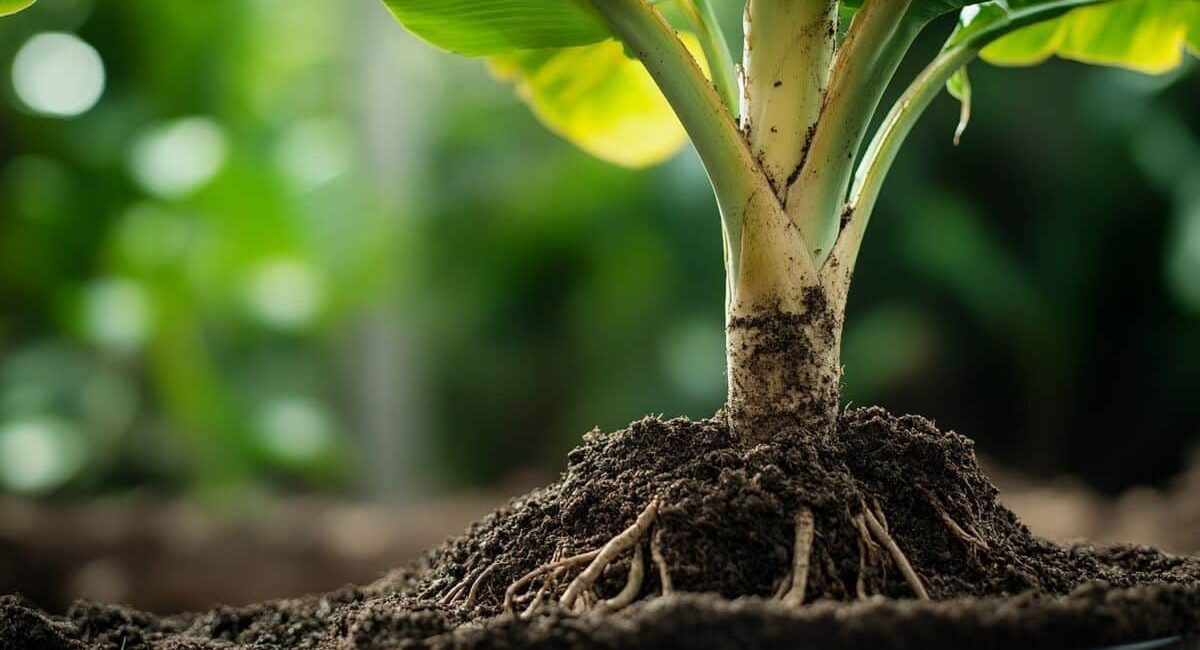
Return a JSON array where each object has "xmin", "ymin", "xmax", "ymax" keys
[
  {"xmin": 384, "ymin": 0, "xmax": 707, "ymax": 168},
  {"xmin": 0, "ymin": 0, "xmax": 37, "ymax": 17},
  {"xmin": 380, "ymin": 0, "xmax": 608, "ymax": 57},
  {"xmin": 489, "ymin": 34, "xmax": 705, "ymax": 168}
]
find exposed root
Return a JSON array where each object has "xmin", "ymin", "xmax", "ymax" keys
[
  {"xmin": 650, "ymin": 527, "xmax": 673, "ymax": 596},
  {"xmin": 504, "ymin": 549, "xmax": 600, "ymax": 614},
  {"xmin": 578, "ymin": 589, "xmax": 597, "ymax": 613},
  {"xmin": 871, "ymin": 499, "xmax": 889, "ymax": 532},
  {"xmin": 486, "ymin": 491, "xmax": 930, "ymax": 614},
  {"xmin": 594, "ymin": 546, "xmax": 645, "ymax": 614},
  {"xmin": 559, "ymin": 499, "xmax": 659, "ymax": 611},
  {"xmin": 503, "ymin": 499, "xmax": 660, "ymax": 616},
  {"xmin": 855, "ymin": 535, "xmax": 869, "ymax": 600},
  {"xmin": 520, "ymin": 550, "xmax": 563, "ymax": 619},
  {"xmin": 939, "ymin": 507, "xmax": 989, "ymax": 551},
  {"xmin": 772, "ymin": 572, "xmax": 791, "ymax": 600},
  {"xmin": 849, "ymin": 512, "xmax": 877, "ymax": 600},
  {"xmin": 862, "ymin": 506, "xmax": 929, "ymax": 601},
  {"xmin": 922, "ymin": 487, "xmax": 989, "ymax": 552},
  {"xmin": 780, "ymin": 508, "xmax": 815, "ymax": 606},
  {"xmin": 441, "ymin": 565, "xmax": 483, "ymax": 606},
  {"xmin": 417, "ymin": 577, "xmax": 451, "ymax": 602},
  {"xmin": 464, "ymin": 561, "xmax": 497, "ymax": 607}
]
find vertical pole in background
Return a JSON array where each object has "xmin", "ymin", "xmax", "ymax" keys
[{"xmin": 341, "ymin": 0, "xmax": 439, "ymax": 501}]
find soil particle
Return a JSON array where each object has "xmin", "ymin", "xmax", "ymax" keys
[
  {"xmin": 0, "ymin": 595, "xmax": 81, "ymax": 650},
  {"xmin": 3, "ymin": 408, "xmax": 1198, "ymax": 649}
]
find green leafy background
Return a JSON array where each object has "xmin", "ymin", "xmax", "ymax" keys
[{"xmin": 0, "ymin": 0, "xmax": 1196, "ymax": 506}]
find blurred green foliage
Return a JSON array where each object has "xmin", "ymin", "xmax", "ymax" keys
[{"xmin": 0, "ymin": 0, "xmax": 1196, "ymax": 500}]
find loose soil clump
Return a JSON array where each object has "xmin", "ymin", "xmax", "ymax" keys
[{"xmin": 3, "ymin": 407, "xmax": 1199, "ymax": 649}]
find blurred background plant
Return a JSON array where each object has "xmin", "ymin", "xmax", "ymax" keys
[{"xmin": 0, "ymin": 0, "xmax": 1196, "ymax": 508}]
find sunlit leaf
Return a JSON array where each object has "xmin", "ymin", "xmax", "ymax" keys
[
  {"xmin": 0, "ymin": 0, "xmax": 36, "ymax": 17},
  {"xmin": 974, "ymin": 15, "xmax": 1063, "ymax": 61},
  {"xmin": 943, "ymin": 0, "xmax": 1200, "ymax": 141},
  {"xmin": 380, "ymin": 0, "xmax": 609, "ymax": 57},
  {"xmin": 1191, "ymin": 6, "xmax": 1200, "ymax": 53},
  {"xmin": 981, "ymin": 0, "xmax": 1200, "ymax": 74},
  {"xmin": 489, "ymin": 34, "xmax": 706, "ymax": 168}
]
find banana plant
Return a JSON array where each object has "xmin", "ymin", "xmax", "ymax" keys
[{"xmin": 377, "ymin": 0, "xmax": 1198, "ymax": 443}]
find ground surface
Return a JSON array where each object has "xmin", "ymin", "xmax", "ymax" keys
[
  {"xmin": 2, "ymin": 408, "xmax": 1198, "ymax": 649},
  {"xmin": 0, "ymin": 495, "xmax": 497, "ymax": 613}
]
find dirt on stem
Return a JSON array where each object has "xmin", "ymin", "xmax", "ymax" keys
[{"xmin": 725, "ymin": 289, "xmax": 844, "ymax": 444}]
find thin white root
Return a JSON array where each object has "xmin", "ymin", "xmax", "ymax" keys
[
  {"xmin": 855, "ymin": 534, "xmax": 869, "ymax": 600},
  {"xmin": 418, "ymin": 578, "xmax": 451, "ymax": 601},
  {"xmin": 576, "ymin": 588, "xmax": 597, "ymax": 613},
  {"xmin": 871, "ymin": 499, "xmax": 889, "ymax": 533},
  {"xmin": 938, "ymin": 507, "xmax": 989, "ymax": 551},
  {"xmin": 850, "ymin": 511, "xmax": 879, "ymax": 553},
  {"xmin": 781, "ymin": 508, "xmax": 815, "ymax": 606},
  {"xmin": 595, "ymin": 545, "xmax": 645, "ymax": 614},
  {"xmin": 504, "ymin": 549, "xmax": 600, "ymax": 613},
  {"xmin": 772, "ymin": 572, "xmax": 792, "ymax": 600},
  {"xmin": 519, "ymin": 550, "xmax": 564, "ymax": 619},
  {"xmin": 441, "ymin": 565, "xmax": 482, "ymax": 605},
  {"xmin": 851, "ymin": 514, "xmax": 874, "ymax": 600},
  {"xmin": 559, "ymin": 499, "xmax": 659, "ymax": 611},
  {"xmin": 464, "ymin": 561, "xmax": 497, "ymax": 607},
  {"xmin": 439, "ymin": 577, "xmax": 465, "ymax": 605},
  {"xmin": 651, "ymin": 527, "xmax": 673, "ymax": 596},
  {"xmin": 922, "ymin": 488, "xmax": 989, "ymax": 552},
  {"xmin": 862, "ymin": 507, "xmax": 930, "ymax": 601},
  {"xmin": 520, "ymin": 564, "xmax": 563, "ymax": 619}
]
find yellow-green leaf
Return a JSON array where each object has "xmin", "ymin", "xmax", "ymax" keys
[
  {"xmin": 0, "ymin": 0, "xmax": 37, "ymax": 17},
  {"xmin": 381, "ymin": 0, "xmax": 609, "ymax": 57},
  {"xmin": 982, "ymin": 0, "xmax": 1200, "ymax": 74},
  {"xmin": 489, "ymin": 35, "xmax": 706, "ymax": 168},
  {"xmin": 976, "ymin": 18, "xmax": 1063, "ymax": 63},
  {"xmin": 1190, "ymin": 7, "xmax": 1200, "ymax": 53}
]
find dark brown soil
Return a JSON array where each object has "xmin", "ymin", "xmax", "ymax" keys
[{"xmin": 3, "ymin": 408, "xmax": 1199, "ymax": 649}]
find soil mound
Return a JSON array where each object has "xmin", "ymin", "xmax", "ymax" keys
[{"xmin": 3, "ymin": 407, "xmax": 1198, "ymax": 649}]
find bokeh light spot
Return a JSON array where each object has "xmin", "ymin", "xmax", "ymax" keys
[
  {"xmin": 130, "ymin": 117, "xmax": 228, "ymax": 198},
  {"xmin": 255, "ymin": 397, "xmax": 334, "ymax": 465},
  {"xmin": 82, "ymin": 278, "xmax": 152, "ymax": 353},
  {"xmin": 0, "ymin": 417, "xmax": 82, "ymax": 494},
  {"xmin": 12, "ymin": 32, "xmax": 105, "ymax": 117},
  {"xmin": 244, "ymin": 258, "xmax": 324, "ymax": 330},
  {"xmin": 274, "ymin": 117, "xmax": 353, "ymax": 189}
]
